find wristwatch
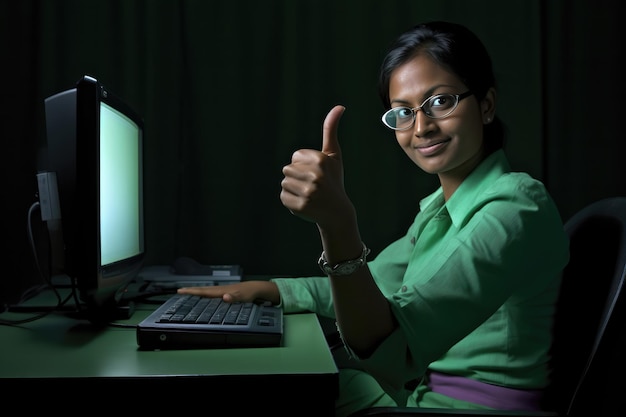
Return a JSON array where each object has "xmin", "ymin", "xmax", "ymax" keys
[{"xmin": 318, "ymin": 242, "xmax": 371, "ymax": 276}]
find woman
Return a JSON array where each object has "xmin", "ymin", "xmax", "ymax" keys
[{"xmin": 179, "ymin": 21, "xmax": 569, "ymax": 415}]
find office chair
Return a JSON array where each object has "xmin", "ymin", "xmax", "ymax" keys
[{"xmin": 350, "ymin": 197, "xmax": 626, "ymax": 417}]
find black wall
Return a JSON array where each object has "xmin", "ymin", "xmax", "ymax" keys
[{"xmin": 2, "ymin": 0, "xmax": 625, "ymax": 305}]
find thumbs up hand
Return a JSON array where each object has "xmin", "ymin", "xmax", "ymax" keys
[{"xmin": 280, "ymin": 105, "xmax": 356, "ymax": 229}]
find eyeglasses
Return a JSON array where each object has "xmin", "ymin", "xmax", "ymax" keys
[{"xmin": 381, "ymin": 91, "xmax": 473, "ymax": 131}]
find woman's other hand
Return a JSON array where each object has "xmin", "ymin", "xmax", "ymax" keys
[{"xmin": 177, "ymin": 280, "xmax": 280, "ymax": 305}]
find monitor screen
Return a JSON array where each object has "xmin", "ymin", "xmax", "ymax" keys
[
  {"xmin": 44, "ymin": 75, "xmax": 144, "ymax": 324},
  {"xmin": 99, "ymin": 102, "xmax": 142, "ymax": 266}
]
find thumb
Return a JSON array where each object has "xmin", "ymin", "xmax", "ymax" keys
[{"xmin": 321, "ymin": 105, "xmax": 345, "ymax": 157}]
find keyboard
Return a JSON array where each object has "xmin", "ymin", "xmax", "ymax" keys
[{"xmin": 136, "ymin": 294, "xmax": 283, "ymax": 350}]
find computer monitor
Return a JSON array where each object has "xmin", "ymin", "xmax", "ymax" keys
[{"xmin": 43, "ymin": 75, "xmax": 145, "ymax": 324}]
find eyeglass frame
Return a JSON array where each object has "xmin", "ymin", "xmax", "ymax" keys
[{"xmin": 381, "ymin": 91, "xmax": 473, "ymax": 131}]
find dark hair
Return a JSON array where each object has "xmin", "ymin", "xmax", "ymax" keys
[{"xmin": 378, "ymin": 21, "xmax": 505, "ymax": 153}]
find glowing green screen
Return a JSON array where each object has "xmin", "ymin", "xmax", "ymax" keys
[{"xmin": 99, "ymin": 102, "xmax": 141, "ymax": 266}]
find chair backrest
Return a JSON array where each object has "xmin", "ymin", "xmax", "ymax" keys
[{"xmin": 544, "ymin": 197, "xmax": 626, "ymax": 415}]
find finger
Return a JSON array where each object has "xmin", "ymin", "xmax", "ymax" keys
[
  {"xmin": 322, "ymin": 105, "xmax": 345, "ymax": 157},
  {"xmin": 223, "ymin": 293, "xmax": 236, "ymax": 303},
  {"xmin": 177, "ymin": 286, "xmax": 221, "ymax": 297},
  {"xmin": 178, "ymin": 286, "xmax": 236, "ymax": 303}
]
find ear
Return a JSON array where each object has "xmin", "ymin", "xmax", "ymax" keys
[{"xmin": 481, "ymin": 87, "xmax": 497, "ymax": 124}]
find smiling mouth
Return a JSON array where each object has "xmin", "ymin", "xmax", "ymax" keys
[{"xmin": 415, "ymin": 138, "xmax": 451, "ymax": 155}]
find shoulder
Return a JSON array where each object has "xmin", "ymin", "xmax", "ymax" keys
[
  {"xmin": 453, "ymin": 150, "xmax": 559, "ymax": 218},
  {"xmin": 449, "ymin": 160, "xmax": 565, "ymax": 247},
  {"xmin": 487, "ymin": 171, "xmax": 553, "ymax": 206}
]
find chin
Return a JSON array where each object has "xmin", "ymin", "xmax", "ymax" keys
[{"xmin": 413, "ymin": 155, "xmax": 448, "ymax": 175}]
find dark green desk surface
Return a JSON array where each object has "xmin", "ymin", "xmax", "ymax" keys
[{"xmin": 0, "ymin": 290, "xmax": 339, "ymax": 414}]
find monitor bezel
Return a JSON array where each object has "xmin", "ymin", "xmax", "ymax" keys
[{"xmin": 44, "ymin": 75, "xmax": 145, "ymax": 323}]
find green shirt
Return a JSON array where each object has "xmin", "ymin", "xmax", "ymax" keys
[{"xmin": 272, "ymin": 150, "xmax": 569, "ymax": 406}]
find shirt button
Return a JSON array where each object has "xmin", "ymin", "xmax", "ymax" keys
[
  {"xmin": 401, "ymin": 286, "xmax": 407, "ymax": 292},
  {"xmin": 410, "ymin": 237, "xmax": 416, "ymax": 244}
]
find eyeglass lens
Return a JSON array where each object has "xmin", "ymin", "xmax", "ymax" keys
[{"xmin": 382, "ymin": 94, "xmax": 461, "ymax": 130}]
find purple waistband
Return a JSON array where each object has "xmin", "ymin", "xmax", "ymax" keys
[{"xmin": 427, "ymin": 371, "xmax": 543, "ymax": 411}]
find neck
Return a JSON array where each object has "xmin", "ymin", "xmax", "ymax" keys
[{"xmin": 438, "ymin": 149, "xmax": 487, "ymax": 201}]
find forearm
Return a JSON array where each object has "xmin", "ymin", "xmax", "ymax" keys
[
  {"xmin": 318, "ymin": 223, "xmax": 396, "ymax": 356},
  {"xmin": 330, "ymin": 268, "xmax": 396, "ymax": 356}
]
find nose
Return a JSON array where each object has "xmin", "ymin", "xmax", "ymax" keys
[{"xmin": 413, "ymin": 108, "xmax": 434, "ymax": 137}]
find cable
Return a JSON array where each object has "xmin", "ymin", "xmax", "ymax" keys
[{"xmin": 0, "ymin": 201, "xmax": 75, "ymax": 326}]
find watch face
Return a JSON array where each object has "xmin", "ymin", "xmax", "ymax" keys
[
  {"xmin": 335, "ymin": 263, "xmax": 360, "ymax": 275},
  {"xmin": 319, "ymin": 257, "xmax": 364, "ymax": 276},
  {"xmin": 318, "ymin": 245, "xmax": 370, "ymax": 276}
]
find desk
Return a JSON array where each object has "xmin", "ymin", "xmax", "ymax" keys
[{"xmin": 0, "ymin": 289, "xmax": 339, "ymax": 414}]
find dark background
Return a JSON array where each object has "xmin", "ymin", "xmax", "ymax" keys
[{"xmin": 2, "ymin": 0, "xmax": 625, "ymax": 305}]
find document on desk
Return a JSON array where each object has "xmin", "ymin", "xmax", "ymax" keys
[{"xmin": 136, "ymin": 293, "xmax": 283, "ymax": 350}]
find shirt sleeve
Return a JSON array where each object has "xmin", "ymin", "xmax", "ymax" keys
[{"xmin": 271, "ymin": 276, "xmax": 336, "ymax": 317}]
